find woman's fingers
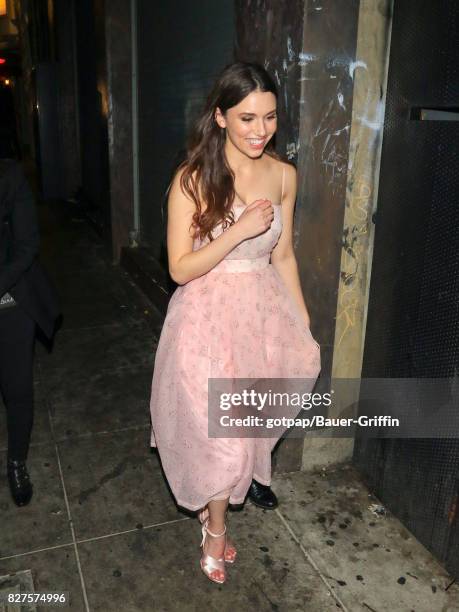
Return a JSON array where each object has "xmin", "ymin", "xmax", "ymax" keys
[
  {"xmin": 245, "ymin": 199, "xmax": 267, "ymax": 210},
  {"xmin": 263, "ymin": 206, "xmax": 274, "ymax": 227},
  {"xmin": 247, "ymin": 198, "xmax": 272, "ymax": 208},
  {"xmin": 236, "ymin": 198, "xmax": 274, "ymax": 238}
]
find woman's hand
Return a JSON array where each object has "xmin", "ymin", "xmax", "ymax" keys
[{"xmin": 235, "ymin": 199, "xmax": 274, "ymax": 240}]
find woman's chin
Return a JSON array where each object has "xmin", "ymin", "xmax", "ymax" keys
[{"xmin": 245, "ymin": 146, "xmax": 265, "ymax": 158}]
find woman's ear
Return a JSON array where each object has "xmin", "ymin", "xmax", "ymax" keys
[{"xmin": 215, "ymin": 107, "xmax": 226, "ymax": 129}]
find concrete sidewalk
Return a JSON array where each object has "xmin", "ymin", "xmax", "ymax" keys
[{"xmin": 0, "ymin": 202, "xmax": 458, "ymax": 611}]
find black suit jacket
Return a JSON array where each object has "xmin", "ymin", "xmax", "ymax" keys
[{"xmin": 0, "ymin": 159, "xmax": 60, "ymax": 338}]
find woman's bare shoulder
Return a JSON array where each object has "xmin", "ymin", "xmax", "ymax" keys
[
  {"xmin": 265, "ymin": 154, "xmax": 296, "ymax": 177},
  {"xmin": 168, "ymin": 164, "xmax": 205, "ymax": 215},
  {"xmin": 169, "ymin": 164, "xmax": 195, "ymax": 195},
  {"xmin": 168, "ymin": 165, "xmax": 193, "ymax": 206},
  {"xmin": 264, "ymin": 156, "xmax": 296, "ymax": 202},
  {"xmin": 170, "ymin": 163, "xmax": 191, "ymax": 190}
]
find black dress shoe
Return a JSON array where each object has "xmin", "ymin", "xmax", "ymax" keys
[
  {"xmin": 7, "ymin": 459, "xmax": 33, "ymax": 507},
  {"xmin": 248, "ymin": 479, "xmax": 278, "ymax": 509}
]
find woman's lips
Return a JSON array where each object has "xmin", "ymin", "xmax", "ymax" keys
[{"xmin": 246, "ymin": 138, "xmax": 266, "ymax": 150}]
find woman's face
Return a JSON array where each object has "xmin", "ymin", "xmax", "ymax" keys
[{"xmin": 215, "ymin": 90, "xmax": 277, "ymax": 158}]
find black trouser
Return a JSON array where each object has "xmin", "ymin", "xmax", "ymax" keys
[{"xmin": 0, "ymin": 305, "xmax": 35, "ymax": 461}]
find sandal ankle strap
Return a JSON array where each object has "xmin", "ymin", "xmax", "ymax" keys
[{"xmin": 203, "ymin": 519, "xmax": 227, "ymax": 538}]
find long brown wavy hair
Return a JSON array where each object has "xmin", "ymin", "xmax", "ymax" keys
[{"xmin": 179, "ymin": 62, "xmax": 280, "ymax": 243}]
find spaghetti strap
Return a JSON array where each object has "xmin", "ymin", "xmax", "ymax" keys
[{"xmin": 280, "ymin": 165, "xmax": 286, "ymax": 203}]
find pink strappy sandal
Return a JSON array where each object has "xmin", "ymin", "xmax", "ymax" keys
[
  {"xmin": 198, "ymin": 508, "xmax": 237, "ymax": 563},
  {"xmin": 200, "ymin": 520, "xmax": 227, "ymax": 584}
]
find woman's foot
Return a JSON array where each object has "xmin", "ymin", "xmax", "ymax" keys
[
  {"xmin": 198, "ymin": 507, "xmax": 237, "ymax": 563},
  {"xmin": 200, "ymin": 520, "xmax": 227, "ymax": 584}
]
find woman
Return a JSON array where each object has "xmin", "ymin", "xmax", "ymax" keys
[
  {"xmin": 0, "ymin": 157, "xmax": 60, "ymax": 506},
  {"xmin": 150, "ymin": 62, "xmax": 321, "ymax": 583}
]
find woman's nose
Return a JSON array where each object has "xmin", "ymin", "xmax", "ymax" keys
[{"xmin": 254, "ymin": 119, "xmax": 267, "ymax": 136}]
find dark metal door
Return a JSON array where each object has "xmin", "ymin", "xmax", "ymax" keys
[
  {"xmin": 33, "ymin": 63, "xmax": 62, "ymax": 199},
  {"xmin": 353, "ymin": 1, "xmax": 459, "ymax": 579},
  {"xmin": 74, "ymin": 0, "xmax": 111, "ymax": 233},
  {"xmin": 136, "ymin": 0, "xmax": 235, "ymax": 262}
]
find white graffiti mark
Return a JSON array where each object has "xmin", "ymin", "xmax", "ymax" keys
[
  {"xmin": 356, "ymin": 116, "xmax": 381, "ymax": 130},
  {"xmin": 322, "ymin": 133, "xmax": 331, "ymax": 158},
  {"xmin": 355, "ymin": 100, "xmax": 385, "ymax": 131},
  {"xmin": 336, "ymin": 179, "xmax": 373, "ymax": 346},
  {"xmin": 274, "ymin": 69, "xmax": 281, "ymax": 86},
  {"xmin": 337, "ymin": 93, "xmax": 346, "ymax": 109},
  {"xmin": 286, "ymin": 142, "xmax": 297, "ymax": 160},
  {"xmin": 298, "ymin": 51, "xmax": 317, "ymax": 67},
  {"xmin": 298, "ymin": 52, "xmax": 316, "ymax": 62},
  {"xmin": 312, "ymin": 98, "xmax": 334, "ymax": 139},
  {"xmin": 333, "ymin": 124, "xmax": 350, "ymax": 136},
  {"xmin": 314, "ymin": 126, "xmax": 328, "ymax": 139},
  {"xmin": 322, "ymin": 145, "xmax": 347, "ymax": 178},
  {"xmin": 329, "ymin": 56, "xmax": 351, "ymax": 69},
  {"xmin": 320, "ymin": 124, "xmax": 349, "ymax": 188},
  {"xmin": 349, "ymin": 60, "xmax": 368, "ymax": 79},
  {"xmin": 287, "ymin": 36, "xmax": 295, "ymax": 61},
  {"xmin": 283, "ymin": 58, "xmax": 288, "ymax": 72}
]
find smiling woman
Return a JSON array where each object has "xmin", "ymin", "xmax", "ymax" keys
[
  {"xmin": 149, "ymin": 61, "xmax": 321, "ymax": 586},
  {"xmin": 215, "ymin": 92, "xmax": 277, "ymax": 154},
  {"xmin": 178, "ymin": 63, "xmax": 282, "ymax": 246}
]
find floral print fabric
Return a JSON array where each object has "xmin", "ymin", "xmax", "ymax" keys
[{"xmin": 150, "ymin": 202, "xmax": 321, "ymax": 511}]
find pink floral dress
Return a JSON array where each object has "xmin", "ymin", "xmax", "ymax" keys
[{"xmin": 150, "ymin": 195, "xmax": 321, "ymax": 511}]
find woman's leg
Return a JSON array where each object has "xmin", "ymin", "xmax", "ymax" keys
[
  {"xmin": 207, "ymin": 498, "xmax": 228, "ymax": 534},
  {"xmin": 202, "ymin": 498, "xmax": 230, "ymax": 582}
]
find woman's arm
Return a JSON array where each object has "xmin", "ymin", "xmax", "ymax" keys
[
  {"xmin": 167, "ymin": 169, "xmax": 247, "ymax": 285},
  {"xmin": 270, "ymin": 164, "xmax": 311, "ymax": 327},
  {"xmin": 0, "ymin": 162, "xmax": 40, "ymax": 297}
]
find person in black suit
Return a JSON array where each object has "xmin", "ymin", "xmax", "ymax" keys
[{"xmin": 0, "ymin": 158, "xmax": 60, "ymax": 506}]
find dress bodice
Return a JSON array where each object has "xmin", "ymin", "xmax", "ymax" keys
[{"xmin": 192, "ymin": 203, "xmax": 282, "ymax": 264}]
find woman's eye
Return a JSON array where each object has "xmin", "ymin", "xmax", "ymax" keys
[{"xmin": 241, "ymin": 115, "xmax": 276, "ymax": 122}]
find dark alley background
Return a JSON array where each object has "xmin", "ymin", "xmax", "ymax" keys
[
  {"xmin": 1, "ymin": 0, "xmax": 459, "ymax": 610},
  {"xmin": 1, "ymin": 197, "xmax": 457, "ymax": 611}
]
